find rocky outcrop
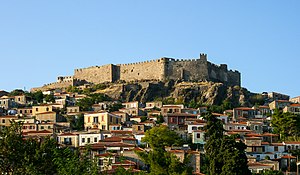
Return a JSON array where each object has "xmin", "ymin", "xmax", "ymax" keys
[{"xmin": 95, "ymin": 81, "xmax": 255, "ymax": 107}]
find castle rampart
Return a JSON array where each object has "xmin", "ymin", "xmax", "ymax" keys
[{"xmin": 31, "ymin": 53, "xmax": 241, "ymax": 91}]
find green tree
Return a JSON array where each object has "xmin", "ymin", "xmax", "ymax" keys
[
  {"xmin": 271, "ymin": 110, "xmax": 300, "ymax": 140},
  {"xmin": 204, "ymin": 113, "xmax": 250, "ymax": 175},
  {"xmin": 219, "ymin": 135, "xmax": 250, "ymax": 175},
  {"xmin": 156, "ymin": 115, "xmax": 165, "ymax": 124},
  {"xmin": 44, "ymin": 94, "xmax": 55, "ymax": 103},
  {"xmin": 141, "ymin": 116, "xmax": 148, "ymax": 122},
  {"xmin": 108, "ymin": 103, "xmax": 124, "ymax": 112},
  {"xmin": 255, "ymin": 169, "xmax": 284, "ymax": 175},
  {"xmin": 76, "ymin": 93, "xmax": 111, "ymax": 111},
  {"xmin": 204, "ymin": 113, "xmax": 224, "ymax": 174},
  {"xmin": 25, "ymin": 90, "xmax": 44, "ymax": 104},
  {"xmin": 66, "ymin": 85, "xmax": 82, "ymax": 93},
  {"xmin": 136, "ymin": 125, "xmax": 192, "ymax": 175},
  {"xmin": 9, "ymin": 89, "xmax": 24, "ymax": 96},
  {"xmin": 53, "ymin": 146, "xmax": 99, "ymax": 175},
  {"xmin": 0, "ymin": 121, "xmax": 99, "ymax": 175},
  {"xmin": 0, "ymin": 121, "xmax": 25, "ymax": 174},
  {"xmin": 68, "ymin": 113, "xmax": 85, "ymax": 131}
]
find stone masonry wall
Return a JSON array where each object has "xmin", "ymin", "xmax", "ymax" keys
[
  {"xmin": 74, "ymin": 64, "xmax": 114, "ymax": 84},
  {"xmin": 165, "ymin": 58, "xmax": 209, "ymax": 81},
  {"xmin": 31, "ymin": 53, "xmax": 241, "ymax": 92},
  {"xmin": 207, "ymin": 62, "xmax": 240, "ymax": 86},
  {"xmin": 118, "ymin": 59, "xmax": 164, "ymax": 82},
  {"xmin": 31, "ymin": 80, "xmax": 74, "ymax": 92}
]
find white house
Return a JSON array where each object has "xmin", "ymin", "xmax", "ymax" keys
[{"xmin": 79, "ymin": 132, "xmax": 103, "ymax": 146}]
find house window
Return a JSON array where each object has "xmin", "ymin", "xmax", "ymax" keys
[
  {"xmin": 87, "ymin": 138, "xmax": 90, "ymax": 143},
  {"xmin": 48, "ymin": 126, "xmax": 51, "ymax": 129},
  {"xmin": 82, "ymin": 138, "xmax": 85, "ymax": 143},
  {"xmin": 102, "ymin": 125, "xmax": 106, "ymax": 130},
  {"xmin": 36, "ymin": 108, "xmax": 38, "ymax": 112},
  {"xmin": 99, "ymin": 159, "xmax": 103, "ymax": 166},
  {"xmin": 101, "ymin": 116, "xmax": 104, "ymax": 122},
  {"xmin": 88, "ymin": 117, "xmax": 90, "ymax": 123},
  {"xmin": 179, "ymin": 118, "xmax": 184, "ymax": 123},
  {"xmin": 94, "ymin": 137, "xmax": 97, "ymax": 143},
  {"xmin": 255, "ymin": 125, "xmax": 258, "ymax": 130},
  {"xmin": 171, "ymin": 118, "xmax": 176, "ymax": 123},
  {"xmin": 46, "ymin": 108, "xmax": 49, "ymax": 112},
  {"xmin": 20, "ymin": 110, "xmax": 23, "ymax": 113},
  {"xmin": 30, "ymin": 110, "xmax": 32, "ymax": 113},
  {"xmin": 2, "ymin": 119, "xmax": 5, "ymax": 123},
  {"xmin": 197, "ymin": 133, "xmax": 201, "ymax": 138},
  {"xmin": 41, "ymin": 126, "xmax": 44, "ymax": 129},
  {"xmin": 64, "ymin": 138, "xmax": 71, "ymax": 145},
  {"xmin": 110, "ymin": 116, "xmax": 113, "ymax": 123},
  {"xmin": 93, "ymin": 117, "xmax": 99, "ymax": 123},
  {"xmin": 274, "ymin": 146, "xmax": 278, "ymax": 151},
  {"xmin": 192, "ymin": 126, "xmax": 197, "ymax": 130}
]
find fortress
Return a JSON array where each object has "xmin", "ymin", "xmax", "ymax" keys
[{"xmin": 31, "ymin": 53, "xmax": 241, "ymax": 91}]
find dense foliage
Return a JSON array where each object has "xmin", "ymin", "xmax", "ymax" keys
[
  {"xmin": 136, "ymin": 125, "xmax": 192, "ymax": 175},
  {"xmin": 0, "ymin": 121, "xmax": 99, "ymax": 175},
  {"xmin": 271, "ymin": 110, "xmax": 300, "ymax": 140},
  {"xmin": 76, "ymin": 93, "xmax": 111, "ymax": 111},
  {"xmin": 68, "ymin": 113, "xmax": 85, "ymax": 131},
  {"xmin": 204, "ymin": 113, "xmax": 251, "ymax": 175}
]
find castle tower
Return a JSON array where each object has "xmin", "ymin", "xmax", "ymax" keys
[{"xmin": 200, "ymin": 53, "xmax": 207, "ymax": 62}]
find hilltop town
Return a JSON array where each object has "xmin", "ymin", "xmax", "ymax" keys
[{"xmin": 1, "ymin": 54, "xmax": 300, "ymax": 174}]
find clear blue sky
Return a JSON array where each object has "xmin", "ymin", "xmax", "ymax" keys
[{"xmin": 0, "ymin": 1, "xmax": 299, "ymax": 97}]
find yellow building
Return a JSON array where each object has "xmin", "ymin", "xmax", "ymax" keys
[
  {"xmin": 57, "ymin": 133, "xmax": 79, "ymax": 148},
  {"xmin": 36, "ymin": 111, "xmax": 58, "ymax": 123},
  {"xmin": 84, "ymin": 112, "xmax": 121, "ymax": 131},
  {"xmin": 32, "ymin": 104, "xmax": 54, "ymax": 116},
  {"xmin": 0, "ymin": 115, "xmax": 18, "ymax": 129}
]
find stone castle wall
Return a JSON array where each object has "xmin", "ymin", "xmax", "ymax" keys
[
  {"xmin": 118, "ymin": 59, "xmax": 165, "ymax": 82},
  {"xmin": 31, "ymin": 80, "xmax": 74, "ymax": 92},
  {"xmin": 165, "ymin": 54, "xmax": 209, "ymax": 82},
  {"xmin": 74, "ymin": 64, "xmax": 114, "ymax": 84},
  {"xmin": 31, "ymin": 53, "xmax": 241, "ymax": 91},
  {"xmin": 207, "ymin": 62, "xmax": 240, "ymax": 86}
]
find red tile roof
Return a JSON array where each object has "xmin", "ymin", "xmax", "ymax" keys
[
  {"xmin": 234, "ymin": 107, "xmax": 254, "ymax": 111},
  {"xmin": 262, "ymin": 133, "xmax": 279, "ymax": 137},
  {"xmin": 58, "ymin": 133, "xmax": 78, "ymax": 136},
  {"xmin": 281, "ymin": 155, "xmax": 296, "ymax": 159},
  {"xmin": 284, "ymin": 141, "xmax": 300, "ymax": 144}
]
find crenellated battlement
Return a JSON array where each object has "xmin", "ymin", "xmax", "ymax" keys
[{"xmin": 31, "ymin": 53, "xmax": 241, "ymax": 91}]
